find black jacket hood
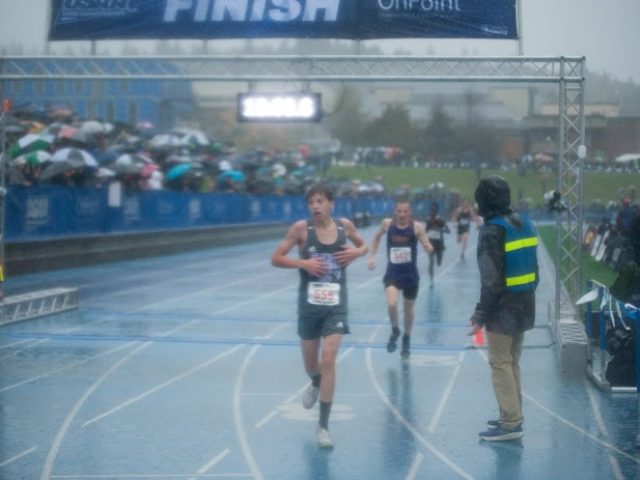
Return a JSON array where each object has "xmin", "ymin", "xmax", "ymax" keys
[{"xmin": 474, "ymin": 176, "xmax": 512, "ymax": 219}]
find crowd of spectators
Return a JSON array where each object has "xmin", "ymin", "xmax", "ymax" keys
[
  {"xmin": 1, "ymin": 106, "xmax": 367, "ymax": 197},
  {"xmin": 585, "ymin": 195, "xmax": 640, "ymax": 273}
]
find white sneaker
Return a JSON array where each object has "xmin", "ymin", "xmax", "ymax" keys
[
  {"xmin": 302, "ymin": 384, "xmax": 319, "ymax": 409},
  {"xmin": 316, "ymin": 425, "xmax": 333, "ymax": 449}
]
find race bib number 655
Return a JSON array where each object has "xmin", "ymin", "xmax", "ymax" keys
[{"xmin": 307, "ymin": 282, "xmax": 340, "ymax": 306}]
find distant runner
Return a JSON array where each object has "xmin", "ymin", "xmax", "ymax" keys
[
  {"xmin": 368, "ymin": 198, "xmax": 433, "ymax": 359},
  {"xmin": 425, "ymin": 202, "xmax": 450, "ymax": 286},
  {"xmin": 451, "ymin": 197, "xmax": 479, "ymax": 260}
]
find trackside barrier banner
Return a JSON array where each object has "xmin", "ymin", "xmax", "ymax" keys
[
  {"xmin": 5, "ymin": 186, "xmax": 397, "ymax": 240},
  {"xmin": 48, "ymin": 1, "xmax": 517, "ymax": 41}
]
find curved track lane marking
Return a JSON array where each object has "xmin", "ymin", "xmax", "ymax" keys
[
  {"xmin": 82, "ymin": 345, "xmax": 244, "ymax": 427},
  {"xmin": 40, "ymin": 341, "xmax": 151, "ymax": 480},
  {"xmin": 365, "ymin": 326, "xmax": 474, "ymax": 480},
  {"xmin": 0, "ymin": 446, "xmax": 37, "ymax": 468},
  {"xmin": 40, "ymin": 279, "xmax": 297, "ymax": 479},
  {"xmin": 475, "ymin": 349, "xmax": 640, "ymax": 466}
]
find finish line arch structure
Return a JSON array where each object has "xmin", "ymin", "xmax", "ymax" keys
[{"xmin": 0, "ymin": 54, "xmax": 585, "ymax": 320}]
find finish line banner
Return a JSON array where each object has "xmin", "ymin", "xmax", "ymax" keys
[{"xmin": 48, "ymin": 1, "xmax": 517, "ymax": 41}]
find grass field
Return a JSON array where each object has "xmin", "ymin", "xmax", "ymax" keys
[{"xmin": 328, "ymin": 165, "xmax": 638, "ymax": 206}]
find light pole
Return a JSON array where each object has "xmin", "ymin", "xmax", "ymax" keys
[{"xmin": 577, "ymin": 144, "xmax": 587, "ymax": 300}]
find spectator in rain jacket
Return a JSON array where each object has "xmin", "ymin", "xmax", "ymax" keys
[{"xmin": 468, "ymin": 175, "xmax": 538, "ymax": 442}]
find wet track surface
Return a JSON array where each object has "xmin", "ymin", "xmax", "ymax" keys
[{"xmin": 1, "ymin": 225, "xmax": 639, "ymax": 479}]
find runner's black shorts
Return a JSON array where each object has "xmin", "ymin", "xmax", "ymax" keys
[
  {"xmin": 383, "ymin": 278, "xmax": 419, "ymax": 301},
  {"xmin": 298, "ymin": 309, "xmax": 349, "ymax": 340}
]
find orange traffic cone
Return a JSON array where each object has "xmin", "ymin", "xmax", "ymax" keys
[{"xmin": 472, "ymin": 327, "xmax": 485, "ymax": 347}]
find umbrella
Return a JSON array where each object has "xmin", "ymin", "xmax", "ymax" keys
[
  {"xmin": 56, "ymin": 125, "xmax": 90, "ymax": 144},
  {"xmin": 167, "ymin": 152, "xmax": 195, "ymax": 163},
  {"xmin": 12, "ymin": 150, "xmax": 51, "ymax": 167},
  {"xmin": 219, "ymin": 169, "xmax": 246, "ymax": 182},
  {"xmin": 166, "ymin": 163, "xmax": 193, "ymax": 180},
  {"xmin": 108, "ymin": 162, "xmax": 142, "ymax": 175},
  {"xmin": 40, "ymin": 161, "xmax": 75, "ymax": 181},
  {"xmin": 80, "ymin": 120, "xmax": 105, "ymax": 137},
  {"xmin": 179, "ymin": 130, "xmax": 210, "ymax": 147},
  {"xmin": 272, "ymin": 163, "xmax": 287, "ymax": 177},
  {"xmin": 8, "ymin": 133, "xmax": 54, "ymax": 158},
  {"xmin": 116, "ymin": 153, "xmax": 153, "ymax": 166},
  {"xmin": 97, "ymin": 167, "xmax": 116, "ymax": 178},
  {"xmin": 51, "ymin": 147, "xmax": 98, "ymax": 168},
  {"xmin": 150, "ymin": 133, "xmax": 182, "ymax": 148},
  {"xmin": 614, "ymin": 153, "xmax": 640, "ymax": 164}
]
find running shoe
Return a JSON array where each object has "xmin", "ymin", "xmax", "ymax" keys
[
  {"xmin": 401, "ymin": 335, "xmax": 410, "ymax": 359},
  {"xmin": 387, "ymin": 330, "xmax": 400, "ymax": 353},
  {"xmin": 316, "ymin": 425, "xmax": 334, "ymax": 448},
  {"xmin": 479, "ymin": 425, "xmax": 523, "ymax": 441},
  {"xmin": 302, "ymin": 384, "xmax": 320, "ymax": 409},
  {"xmin": 487, "ymin": 420, "xmax": 500, "ymax": 427}
]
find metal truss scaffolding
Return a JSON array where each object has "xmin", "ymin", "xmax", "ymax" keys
[{"xmin": 0, "ymin": 54, "xmax": 585, "ymax": 317}]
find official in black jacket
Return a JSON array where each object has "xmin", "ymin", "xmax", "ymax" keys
[{"xmin": 468, "ymin": 176, "xmax": 538, "ymax": 442}]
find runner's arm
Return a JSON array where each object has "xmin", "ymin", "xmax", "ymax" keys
[
  {"xmin": 334, "ymin": 218, "xmax": 368, "ymax": 267},
  {"xmin": 271, "ymin": 221, "xmax": 326, "ymax": 277},
  {"xmin": 368, "ymin": 218, "xmax": 390, "ymax": 269}
]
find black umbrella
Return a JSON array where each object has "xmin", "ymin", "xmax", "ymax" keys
[{"xmin": 40, "ymin": 161, "xmax": 74, "ymax": 181}]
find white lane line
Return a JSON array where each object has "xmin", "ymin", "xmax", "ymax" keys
[
  {"xmin": 475, "ymin": 349, "xmax": 640, "ymax": 465},
  {"xmin": 428, "ymin": 350, "xmax": 467, "ymax": 433},
  {"xmin": 232, "ymin": 321, "xmax": 292, "ymax": 480},
  {"xmin": 524, "ymin": 391, "xmax": 640, "ymax": 464},
  {"xmin": 0, "ymin": 338, "xmax": 50, "ymax": 361},
  {"xmin": 90, "ymin": 258, "xmax": 273, "ymax": 299},
  {"xmin": 585, "ymin": 378, "xmax": 623, "ymax": 480},
  {"xmin": 82, "ymin": 345, "xmax": 244, "ymax": 427},
  {"xmin": 253, "ymin": 347, "xmax": 355, "ymax": 429},
  {"xmin": 132, "ymin": 271, "xmax": 283, "ymax": 312},
  {"xmin": 234, "ymin": 345, "xmax": 265, "ymax": 480},
  {"xmin": 0, "ymin": 339, "xmax": 36, "ymax": 351},
  {"xmin": 0, "ymin": 446, "xmax": 37, "ymax": 467},
  {"xmin": 585, "ymin": 377, "xmax": 609, "ymax": 436},
  {"xmin": 365, "ymin": 327, "xmax": 474, "ymax": 480},
  {"xmin": 51, "ymin": 474, "xmax": 253, "ymax": 478},
  {"xmin": 63, "ymin": 247, "xmax": 273, "ymax": 294},
  {"xmin": 188, "ymin": 448, "xmax": 231, "ymax": 480},
  {"xmin": 41, "ymin": 342, "xmax": 152, "ymax": 480},
  {"xmin": 41, "ymin": 284, "xmax": 296, "ymax": 479},
  {"xmin": 0, "ymin": 325, "xmax": 100, "ymax": 363},
  {"xmin": 0, "ymin": 342, "xmax": 137, "ymax": 394},
  {"xmin": 405, "ymin": 453, "xmax": 424, "ymax": 480}
]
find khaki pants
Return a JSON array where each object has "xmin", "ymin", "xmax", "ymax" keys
[{"xmin": 487, "ymin": 330, "xmax": 524, "ymax": 429}]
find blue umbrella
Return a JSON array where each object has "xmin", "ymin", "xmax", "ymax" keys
[
  {"xmin": 219, "ymin": 169, "xmax": 246, "ymax": 182},
  {"xmin": 166, "ymin": 163, "xmax": 193, "ymax": 180}
]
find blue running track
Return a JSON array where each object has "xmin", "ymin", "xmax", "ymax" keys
[{"xmin": 1, "ymin": 225, "xmax": 639, "ymax": 479}]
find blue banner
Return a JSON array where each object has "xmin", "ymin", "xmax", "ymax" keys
[
  {"xmin": 5, "ymin": 186, "xmax": 397, "ymax": 241},
  {"xmin": 48, "ymin": 1, "xmax": 517, "ymax": 41}
]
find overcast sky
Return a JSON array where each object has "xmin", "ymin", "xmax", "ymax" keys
[{"xmin": 1, "ymin": 0, "xmax": 639, "ymax": 83}]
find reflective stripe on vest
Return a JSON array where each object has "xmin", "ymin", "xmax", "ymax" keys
[
  {"xmin": 505, "ymin": 237, "xmax": 538, "ymax": 252},
  {"xmin": 487, "ymin": 215, "xmax": 538, "ymax": 292}
]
